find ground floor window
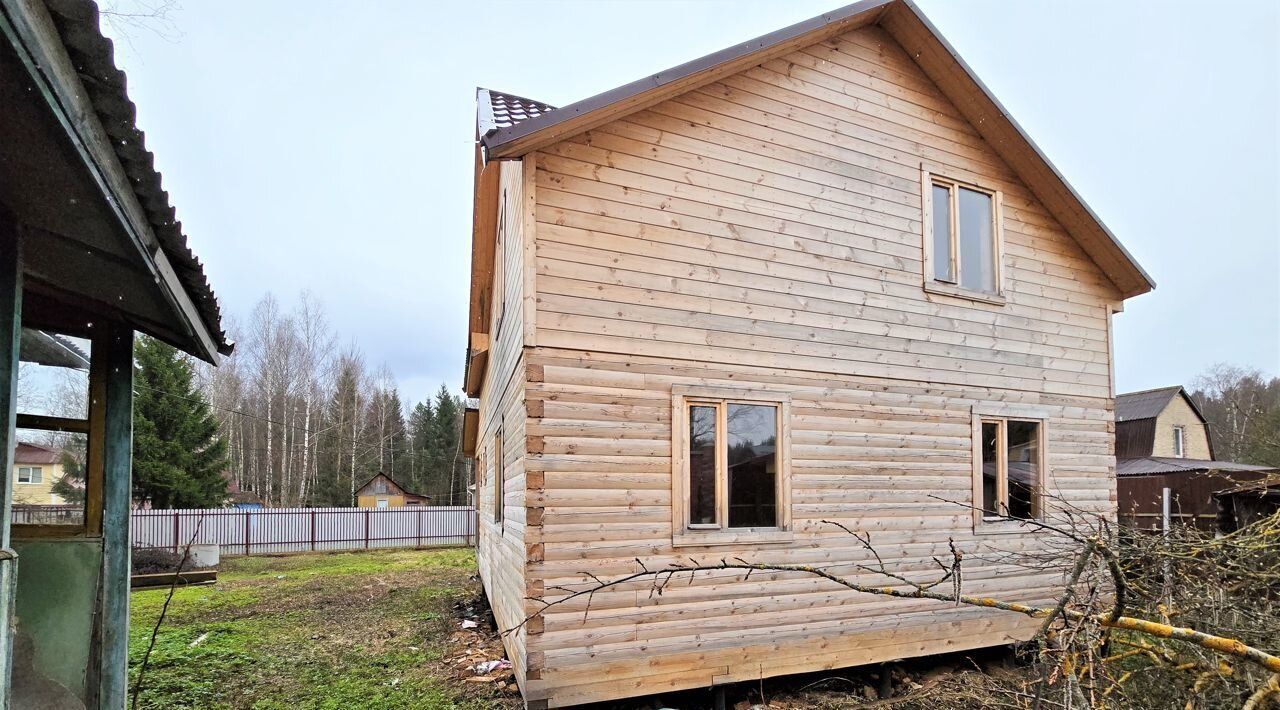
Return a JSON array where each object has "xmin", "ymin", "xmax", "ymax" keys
[
  {"xmin": 672, "ymin": 386, "xmax": 792, "ymax": 546},
  {"xmin": 976, "ymin": 417, "xmax": 1043, "ymax": 522}
]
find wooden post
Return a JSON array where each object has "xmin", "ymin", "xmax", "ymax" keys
[
  {"xmin": 244, "ymin": 511, "xmax": 251, "ymax": 556},
  {"xmin": 96, "ymin": 321, "xmax": 134, "ymax": 708},
  {"xmin": 0, "ymin": 221, "xmax": 22, "ymax": 709},
  {"xmin": 173, "ymin": 510, "xmax": 181, "ymax": 553},
  {"xmin": 364, "ymin": 509, "xmax": 370, "ymax": 549},
  {"xmin": 310, "ymin": 509, "xmax": 317, "ymax": 552},
  {"xmin": 416, "ymin": 508, "xmax": 423, "ymax": 548}
]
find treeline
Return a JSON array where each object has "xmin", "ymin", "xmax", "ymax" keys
[
  {"xmin": 1190, "ymin": 364, "xmax": 1280, "ymax": 467},
  {"xmin": 199, "ymin": 292, "xmax": 468, "ymax": 507}
]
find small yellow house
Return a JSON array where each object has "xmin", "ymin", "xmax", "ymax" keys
[
  {"xmin": 11, "ymin": 442, "xmax": 65, "ymax": 505},
  {"xmin": 355, "ymin": 473, "xmax": 431, "ymax": 508}
]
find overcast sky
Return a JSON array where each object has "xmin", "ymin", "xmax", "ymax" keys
[{"xmin": 102, "ymin": 0, "xmax": 1279, "ymax": 406}]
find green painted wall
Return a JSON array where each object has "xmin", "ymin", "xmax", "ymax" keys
[{"xmin": 12, "ymin": 538, "xmax": 101, "ymax": 704}]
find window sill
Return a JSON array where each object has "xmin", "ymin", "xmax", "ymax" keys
[
  {"xmin": 924, "ymin": 281, "xmax": 1006, "ymax": 306},
  {"xmin": 972, "ymin": 518, "xmax": 1041, "ymax": 536},
  {"xmin": 672, "ymin": 529, "xmax": 794, "ymax": 548}
]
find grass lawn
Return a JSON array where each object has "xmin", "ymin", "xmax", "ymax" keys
[{"xmin": 128, "ymin": 547, "xmax": 519, "ymax": 709}]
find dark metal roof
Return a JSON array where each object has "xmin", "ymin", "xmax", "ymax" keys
[
  {"xmin": 477, "ymin": 89, "xmax": 556, "ymax": 136},
  {"xmin": 1115, "ymin": 385, "xmax": 1210, "ymax": 426},
  {"xmin": 1116, "ymin": 457, "xmax": 1276, "ymax": 478},
  {"xmin": 1115, "ymin": 386, "xmax": 1185, "ymax": 422},
  {"xmin": 41, "ymin": 0, "xmax": 230, "ymax": 355}
]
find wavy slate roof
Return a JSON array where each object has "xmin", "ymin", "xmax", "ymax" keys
[
  {"xmin": 1117, "ymin": 457, "xmax": 1276, "ymax": 478},
  {"xmin": 1115, "ymin": 386, "xmax": 1206, "ymax": 423},
  {"xmin": 477, "ymin": 89, "xmax": 556, "ymax": 137},
  {"xmin": 42, "ymin": 0, "xmax": 230, "ymax": 354}
]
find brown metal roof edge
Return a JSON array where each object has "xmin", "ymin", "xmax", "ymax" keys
[
  {"xmin": 479, "ymin": 0, "xmax": 894, "ymax": 157},
  {"xmin": 892, "ymin": 0, "xmax": 1154, "ymax": 298},
  {"xmin": 476, "ymin": 0, "xmax": 1154, "ymax": 301}
]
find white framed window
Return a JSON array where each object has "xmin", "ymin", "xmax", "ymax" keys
[
  {"xmin": 922, "ymin": 168, "xmax": 1004, "ymax": 303},
  {"xmin": 671, "ymin": 386, "xmax": 792, "ymax": 546},
  {"xmin": 970, "ymin": 405, "xmax": 1047, "ymax": 532},
  {"xmin": 1172, "ymin": 425, "xmax": 1185, "ymax": 458},
  {"xmin": 17, "ymin": 466, "xmax": 43, "ymax": 484}
]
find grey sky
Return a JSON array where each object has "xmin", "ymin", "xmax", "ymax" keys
[{"xmin": 104, "ymin": 0, "xmax": 1279, "ymax": 406}]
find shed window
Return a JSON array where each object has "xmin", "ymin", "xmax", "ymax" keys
[
  {"xmin": 672, "ymin": 387, "xmax": 792, "ymax": 546},
  {"xmin": 977, "ymin": 418, "xmax": 1042, "ymax": 521},
  {"xmin": 17, "ymin": 466, "xmax": 42, "ymax": 484},
  {"xmin": 924, "ymin": 174, "xmax": 1003, "ymax": 299},
  {"xmin": 492, "ymin": 428, "xmax": 504, "ymax": 525},
  {"xmin": 1172, "ymin": 425, "xmax": 1185, "ymax": 458}
]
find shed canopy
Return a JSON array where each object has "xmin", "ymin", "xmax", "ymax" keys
[{"xmin": 0, "ymin": 0, "xmax": 229, "ymax": 361}]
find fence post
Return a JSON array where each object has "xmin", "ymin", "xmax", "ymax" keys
[
  {"xmin": 172, "ymin": 511, "xmax": 180, "ymax": 553},
  {"xmin": 416, "ymin": 509, "xmax": 423, "ymax": 548},
  {"xmin": 244, "ymin": 510, "xmax": 251, "ymax": 556},
  {"xmin": 364, "ymin": 509, "xmax": 370, "ymax": 549},
  {"xmin": 310, "ymin": 509, "xmax": 317, "ymax": 552}
]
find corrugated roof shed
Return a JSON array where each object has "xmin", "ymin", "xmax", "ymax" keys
[
  {"xmin": 41, "ymin": 0, "xmax": 230, "ymax": 355},
  {"xmin": 1116, "ymin": 457, "xmax": 1275, "ymax": 477}
]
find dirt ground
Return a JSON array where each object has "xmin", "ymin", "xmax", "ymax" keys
[{"xmin": 129, "ymin": 547, "xmax": 1038, "ymax": 710}]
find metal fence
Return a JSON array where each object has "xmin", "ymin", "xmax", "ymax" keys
[
  {"xmin": 13, "ymin": 504, "xmax": 84, "ymax": 525},
  {"xmin": 130, "ymin": 506, "xmax": 477, "ymax": 555}
]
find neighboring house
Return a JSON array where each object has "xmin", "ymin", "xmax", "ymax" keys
[
  {"xmin": 462, "ymin": 0, "xmax": 1155, "ymax": 706},
  {"xmin": 11, "ymin": 442, "xmax": 65, "ymax": 505},
  {"xmin": 355, "ymin": 473, "xmax": 431, "ymax": 508},
  {"xmin": 1116, "ymin": 386, "xmax": 1213, "ymax": 460},
  {"xmin": 1115, "ymin": 385, "xmax": 1279, "ymax": 530},
  {"xmin": 2, "ymin": 0, "xmax": 232, "ymax": 705}
]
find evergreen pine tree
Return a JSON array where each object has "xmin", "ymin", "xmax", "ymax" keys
[{"xmin": 132, "ymin": 336, "xmax": 229, "ymax": 507}]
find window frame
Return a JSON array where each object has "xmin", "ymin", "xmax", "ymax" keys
[
  {"xmin": 970, "ymin": 405, "xmax": 1048, "ymax": 534},
  {"xmin": 921, "ymin": 167, "xmax": 1006, "ymax": 305},
  {"xmin": 17, "ymin": 466, "xmax": 43, "ymax": 484},
  {"xmin": 1172, "ymin": 425, "xmax": 1185, "ymax": 458},
  {"xmin": 492, "ymin": 427, "xmax": 504, "ymax": 526},
  {"xmin": 671, "ymin": 386, "xmax": 792, "ymax": 547}
]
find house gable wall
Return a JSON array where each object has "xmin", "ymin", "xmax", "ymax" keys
[
  {"xmin": 492, "ymin": 22, "xmax": 1123, "ymax": 708},
  {"xmin": 1152, "ymin": 395, "xmax": 1212, "ymax": 459}
]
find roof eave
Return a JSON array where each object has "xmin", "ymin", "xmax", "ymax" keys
[{"xmin": 480, "ymin": 0, "xmax": 895, "ymax": 160}]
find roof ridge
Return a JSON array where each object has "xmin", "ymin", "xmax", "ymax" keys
[{"xmin": 1116, "ymin": 385, "xmax": 1184, "ymax": 398}]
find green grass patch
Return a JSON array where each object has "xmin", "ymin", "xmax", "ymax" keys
[{"xmin": 128, "ymin": 548, "xmax": 504, "ymax": 709}]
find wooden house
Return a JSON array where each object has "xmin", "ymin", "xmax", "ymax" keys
[
  {"xmin": 1114, "ymin": 386, "xmax": 1278, "ymax": 530},
  {"xmin": 356, "ymin": 472, "xmax": 432, "ymax": 508},
  {"xmin": 462, "ymin": 1, "xmax": 1155, "ymax": 706},
  {"xmin": 1, "ymin": 0, "xmax": 231, "ymax": 706}
]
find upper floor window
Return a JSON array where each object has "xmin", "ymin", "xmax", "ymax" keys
[
  {"xmin": 17, "ymin": 466, "xmax": 43, "ymax": 484},
  {"xmin": 923, "ymin": 171, "xmax": 1004, "ymax": 301},
  {"xmin": 672, "ymin": 387, "xmax": 793, "ymax": 546},
  {"xmin": 1172, "ymin": 425, "xmax": 1185, "ymax": 458}
]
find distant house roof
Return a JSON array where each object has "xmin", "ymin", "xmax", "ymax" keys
[
  {"xmin": 1116, "ymin": 386, "xmax": 1206, "ymax": 423},
  {"xmin": 1116, "ymin": 457, "xmax": 1275, "ymax": 478},
  {"xmin": 14, "ymin": 442, "xmax": 60, "ymax": 465},
  {"xmin": 470, "ymin": 0, "xmax": 1154, "ymax": 300},
  {"xmin": 356, "ymin": 472, "xmax": 429, "ymax": 501}
]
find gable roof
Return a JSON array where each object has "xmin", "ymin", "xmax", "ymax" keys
[
  {"xmin": 355, "ymin": 472, "xmax": 428, "ymax": 500},
  {"xmin": 15, "ymin": 442, "xmax": 60, "ymax": 465},
  {"xmin": 1116, "ymin": 386, "xmax": 1207, "ymax": 424},
  {"xmin": 473, "ymin": 0, "xmax": 1154, "ymax": 300}
]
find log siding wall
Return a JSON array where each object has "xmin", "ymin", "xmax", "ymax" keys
[{"xmin": 478, "ymin": 25, "xmax": 1122, "ymax": 708}]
